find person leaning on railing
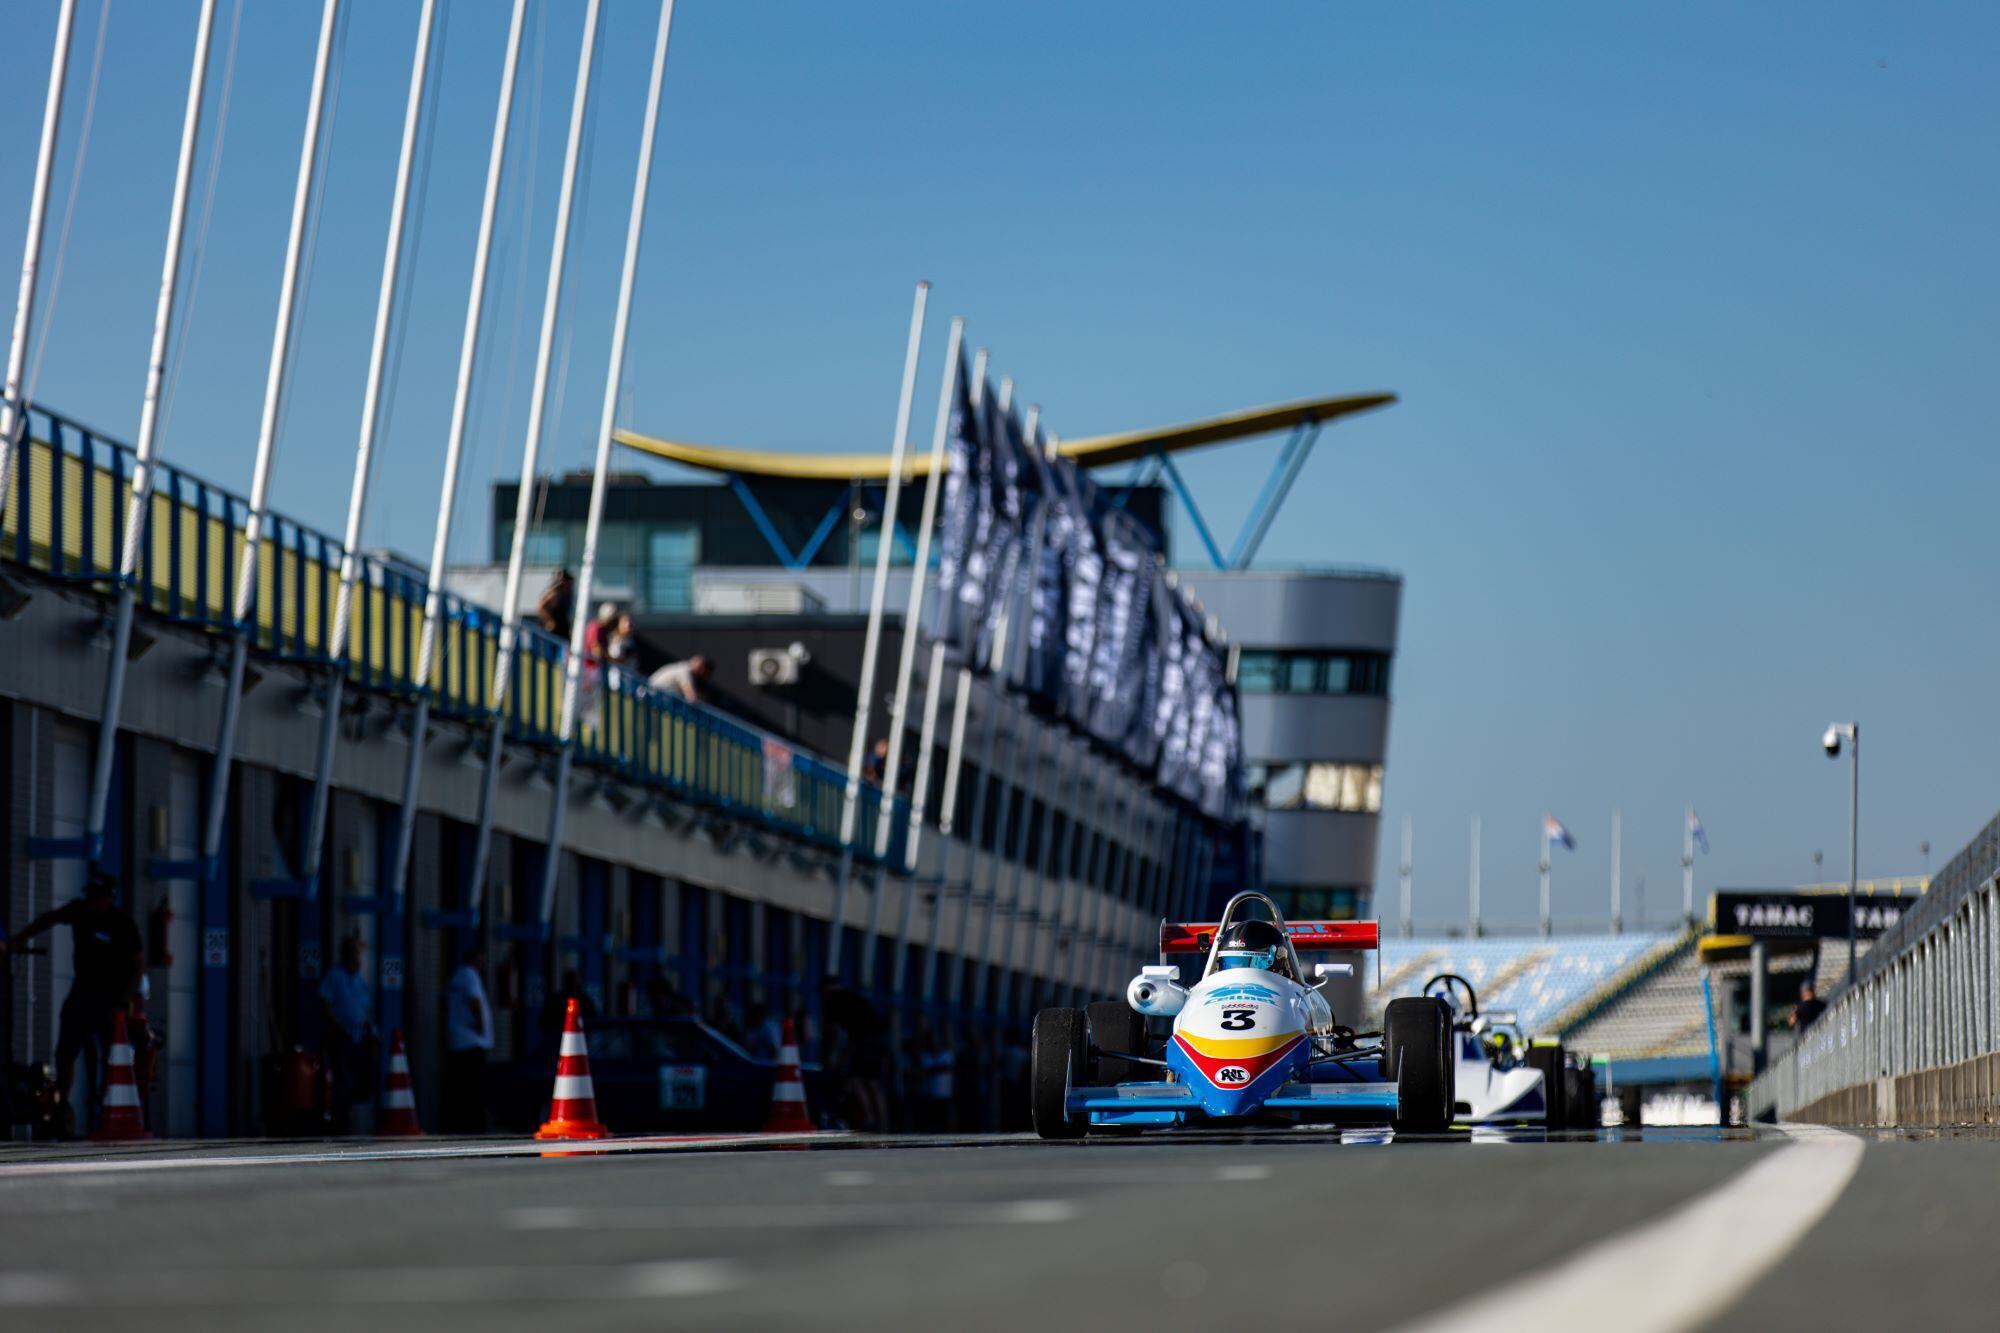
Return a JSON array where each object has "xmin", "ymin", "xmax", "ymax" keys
[
  {"xmin": 649, "ymin": 654, "xmax": 712, "ymax": 703},
  {"xmin": 536, "ymin": 568, "xmax": 575, "ymax": 640}
]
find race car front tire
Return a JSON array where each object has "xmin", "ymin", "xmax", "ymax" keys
[
  {"xmin": 1032, "ymin": 1007, "xmax": 1088, "ymax": 1140},
  {"xmin": 1384, "ymin": 997, "xmax": 1454, "ymax": 1135},
  {"xmin": 1086, "ymin": 1000, "xmax": 1148, "ymax": 1085}
]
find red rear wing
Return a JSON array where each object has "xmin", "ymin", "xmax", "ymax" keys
[{"xmin": 1159, "ymin": 920, "xmax": 1381, "ymax": 955}]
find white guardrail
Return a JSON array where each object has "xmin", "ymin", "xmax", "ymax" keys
[{"xmin": 1748, "ymin": 812, "xmax": 2000, "ymax": 1122}]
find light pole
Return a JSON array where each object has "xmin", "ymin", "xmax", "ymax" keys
[{"xmin": 1823, "ymin": 722, "xmax": 1859, "ymax": 979}]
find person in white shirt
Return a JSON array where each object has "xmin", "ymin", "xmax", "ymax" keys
[
  {"xmin": 648, "ymin": 654, "xmax": 712, "ymax": 703},
  {"xmin": 444, "ymin": 947, "xmax": 494, "ymax": 1133}
]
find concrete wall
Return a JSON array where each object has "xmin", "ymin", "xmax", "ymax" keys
[{"xmin": 1791, "ymin": 1052, "xmax": 2000, "ymax": 1129}]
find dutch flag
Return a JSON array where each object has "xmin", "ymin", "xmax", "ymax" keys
[
  {"xmin": 1689, "ymin": 808, "xmax": 1710, "ymax": 855},
  {"xmin": 1544, "ymin": 815, "xmax": 1576, "ymax": 851}
]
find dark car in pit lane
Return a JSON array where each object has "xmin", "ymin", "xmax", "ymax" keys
[{"xmin": 495, "ymin": 1016, "xmax": 827, "ymax": 1134}]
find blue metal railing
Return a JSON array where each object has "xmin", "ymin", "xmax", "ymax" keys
[{"xmin": 0, "ymin": 401, "xmax": 910, "ymax": 868}]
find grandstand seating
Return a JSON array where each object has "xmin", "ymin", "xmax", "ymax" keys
[
  {"xmin": 1370, "ymin": 932, "xmax": 1671, "ymax": 1037},
  {"xmin": 1560, "ymin": 936, "xmax": 1707, "ymax": 1058}
]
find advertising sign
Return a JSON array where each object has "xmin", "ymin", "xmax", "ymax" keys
[{"xmin": 1712, "ymin": 890, "xmax": 1914, "ymax": 940}]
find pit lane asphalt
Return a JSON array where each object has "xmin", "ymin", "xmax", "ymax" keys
[{"xmin": 0, "ymin": 1127, "xmax": 1989, "ymax": 1332}]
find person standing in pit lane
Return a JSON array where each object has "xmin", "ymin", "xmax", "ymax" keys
[
  {"xmin": 0, "ymin": 871, "xmax": 144, "ymax": 1136},
  {"xmin": 444, "ymin": 946, "xmax": 494, "ymax": 1133},
  {"xmin": 319, "ymin": 934, "xmax": 376, "ymax": 1134},
  {"xmin": 918, "ymin": 1029, "xmax": 955, "ymax": 1132},
  {"xmin": 818, "ymin": 978, "xmax": 889, "ymax": 1131}
]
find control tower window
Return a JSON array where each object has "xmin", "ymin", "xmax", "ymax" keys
[
  {"xmin": 1236, "ymin": 650, "xmax": 1390, "ymax": 697},
  {"xmin": 1251, "ymin": 762, "xmax": 1383, "ymax": 813}
]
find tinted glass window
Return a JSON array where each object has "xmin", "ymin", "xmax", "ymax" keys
[
  {"xmin": 1234, "ymin": 649, "xmax": 1390, "ymax": 696},
  {"xmin": 1237, "ymin": 651, "xmax": 1279, "ymax": 693}
]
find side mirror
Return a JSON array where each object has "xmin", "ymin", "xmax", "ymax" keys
[
  {"xmin": 1313, "ymin": 961, "xmax": 1354, "ymax": 990},
  {"xmin": 1129, "ymin": 966, "xmax": 1189, "ymax": 1017}
]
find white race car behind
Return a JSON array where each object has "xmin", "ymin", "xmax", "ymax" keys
[{"xmin": 1419, "ymin": 973, "xmax": 1595, "ymax": 1128}]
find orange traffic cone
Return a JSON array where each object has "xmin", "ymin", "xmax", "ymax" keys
[
  {"xmin": 763, "ymin": 1018, "xmax": 813, "ymax": 1133},
  {"xmin": 536, "ymin": 997, "xmax": 609, "ymax": 1140},
  {"xmin": 92, "ymin": 1010, "xmax": 151, "ymax": 1141},
  {"xmin": 377, "ymin": 1028, "xmax": 423, "ymax": 1137}
]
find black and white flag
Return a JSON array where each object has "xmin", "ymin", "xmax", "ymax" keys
[{"xmin": 1086, "ymin": 506, "xmax": 1159, "ymax": 747}]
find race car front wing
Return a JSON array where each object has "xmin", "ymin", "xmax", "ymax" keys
[{"xmin": 1065, "ymin": 1081, "xmax": 1400, "ymax": 1124}]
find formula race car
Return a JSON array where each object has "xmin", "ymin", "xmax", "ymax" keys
[
  {"xmin": 1421, "ymin": 973, "xmax": 1596, "ymax": 1129},
  {"xmin": 1030, "ymin": 892, "xmax": 1455, "ymax": 1137}
]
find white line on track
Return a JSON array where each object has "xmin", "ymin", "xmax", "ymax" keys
[
  {"xmin": 0, "ymin": 1261, "xmax": 741, "ymax": 1307},
  {"xmin": 1395, "ymin": 1124, "xmax": 1864, "ymax": 1333}
]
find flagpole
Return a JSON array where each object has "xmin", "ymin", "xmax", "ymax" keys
[
  {"xmin": 1539, "ymin": 817, "xmax": 1552, "ymax": 937},
  {"xmin": 865, "ymin": 313, "xmax": 962, "ymax": 988},
  {"xmin": 1610, "ymin": 808, "xmax": 1622, "ymax": 935},
  {"xmin": 385, "ymin": 0, "xmax": 530, "ymax": 919},
  {"xmin": 534, "ymin": 0, "xmax": 677, "ymax": 932},
  {"xmin": 1019, "ymin": 414, "xmax": 1067, "ymax": 994},
  {"xmin": 1683, "ymin": 804, "xmax": 1695, "ymax": 925},
  {"xmin": 891, "ymin": 639, "xmax": 949, "ymax": 997},
  {"xmin": 950, "ymin": 658, "xmax": 1007, "ymax": 1007},
  {"xmin": 995, "ymin": 412, "xmax": 1050, "ymax": 1006},
  {"xmin": 943, "ymin": 361, "xmax": 996, "ymax": 1005},
  {"xmin": 299, "ymin": 0, "xmax": 440, "ymax": 910},
  {"xmin": 83, "ymin": 0, "xmax": 214, "ymax": 857},
  {"xmin": 920, "ymin": 647, "xmax": 972, "ymax": 1004},
  {"xmin": 1469, "ymin": 814, "xmax": 1481, "ymax": 938},
  {"xmin": 827, "ymin": 281, "xmax": 930, "ymax": 979},
  {"xmin": 198, "ymin": 0, "xmax": 340, "ymax": 888},
  {"xmin": 1399, "ymin": 815, "xmax": 1412, "ymax": 938},
  {"xmin": 465, "ymin": 0, "xmax": 604, "ymax": 928},
  {"xmin": 970, "ymin": 679, "xmax": 1025, "ymax": 1011},
  {"xmin": 0, "ymin": 0, "xmax": 77, "ymax": 522}
]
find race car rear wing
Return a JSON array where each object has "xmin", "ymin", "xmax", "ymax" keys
[{"xmin": 1159, "ymin": 920, "xmax": 1381, "ymax": 954}]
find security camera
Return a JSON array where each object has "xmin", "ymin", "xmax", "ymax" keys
[{"xmin": 1823, "ymin": 725, "xmax": 1842, "ymax": 758}]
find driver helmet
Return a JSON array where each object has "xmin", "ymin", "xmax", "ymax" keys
[{"xmin": 1214, "ymin": 919, "xmax": 1286, "ymax": 973}]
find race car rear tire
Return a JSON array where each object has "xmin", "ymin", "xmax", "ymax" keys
[
  {"xmin": 1567, "ymin": 1064, "xmax": 1599, "ymax": 1130},
  {"xmin": 1086, "ymin": 1000, "xmax": 1148, "ymax": 1085},
  {"xmin": 1031, "ymin": 1007, "xmax": 1088, "ymax": 1140},
  {"xmin": 1526, "ymin": 1043, "xmax": 1569, "ymax": 1129},
  {"xmin": 1384, "ymin": 997, "xmax": 1454, "ymax": 1134}
]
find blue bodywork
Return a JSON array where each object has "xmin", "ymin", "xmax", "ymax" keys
[{"xmin": 1064, "ymin": 1079, "xmax": 1401, "ymax": 1125}]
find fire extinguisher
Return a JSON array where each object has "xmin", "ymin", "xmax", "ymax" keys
[{"xmin": 148, "ymin": 901, "xmax": 175, "ymax": 966}]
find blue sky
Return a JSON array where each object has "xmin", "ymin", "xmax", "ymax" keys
[{"xmin": 2, "ymin": 1, "xmax": 1995, "ymax": 929}]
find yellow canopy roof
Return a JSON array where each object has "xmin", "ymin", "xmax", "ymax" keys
[{"xmin": 612, "ymin": 390, "xmax": 1396, "ymax": 481}]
